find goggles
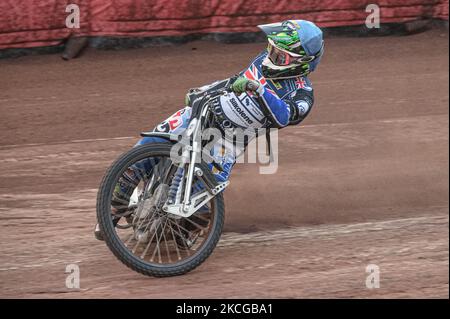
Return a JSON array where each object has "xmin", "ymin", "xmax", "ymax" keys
[{"xmin": 267, "ymin": 38, "xmax": 324, "ymax": 66}]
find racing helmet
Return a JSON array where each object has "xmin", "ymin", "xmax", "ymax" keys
[{"xmin": 257, "ymin": 20, "xmax": 324, "ymax": 79}]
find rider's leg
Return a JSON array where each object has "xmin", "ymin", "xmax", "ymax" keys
[
  {"xmin": 208, "ymin": 136, "xmax": 240, "ymax": 183},
  {"xmin": 110, "ymin": 158, "xmax": 157, "ymax": 212},
  {"xmin": 118, "ymin": 107, "xmax": 193, "ymax": 200},
  {"xmin": 95, "ymin": 107, "xmax": 191, "ymax": 240}
]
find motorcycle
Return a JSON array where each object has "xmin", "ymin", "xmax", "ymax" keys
[{"xmin": 96, "ymin": 83, "xmax": 236, "ymax": 277}]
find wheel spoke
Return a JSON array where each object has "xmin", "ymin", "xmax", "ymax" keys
[
  {"xmin": 150, "ymin": 217, "xmax": 169, "ymax": 263},
  {"xmin": 168, "ymin": 218, "xmax": 192, "ymax": 255},
  {"xmin": 139, "ymin": 218, "xmax": 161, "ymax": 258},
  {"xmin": 105, "ymin": 153, "xmax": 217, "ymax": 269},
  {"xmin": 183, "ymin": 216, "xmax": 207, "ymax": 232},
  {"xmin": 167, "ymin": 218, "xmax": 195, "ymax": 240},
  {"xmin": 131, "ymin": 213, "xmax": 158, "ymax": 253},
  {"xmin": 168, "ymin": 222, "xmax": 182, "ymax": 261},
  {"xmin": 131, "ymin": 221, "xmax": 151, "ymax": 254},
  {"xmin": 192, "ymin": 212, "xmax": 211, "ymax": 224},
  {"xmin": 161, "ymin": 220, "xmax": 172, "ymax": 263}
]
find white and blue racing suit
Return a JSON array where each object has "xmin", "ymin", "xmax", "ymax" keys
[{"xmin": 136, "ymin": 51, "xmax": 315, "ymax": 183}]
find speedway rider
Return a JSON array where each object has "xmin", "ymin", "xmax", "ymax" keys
[{"xmin": 95, "ymin": 19, "xmax": 324, "ymax": 240}]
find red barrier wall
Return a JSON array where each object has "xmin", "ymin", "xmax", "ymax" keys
[{"xmin": 0, "ymin": 0, "xmax": 448, "ymax": 50}]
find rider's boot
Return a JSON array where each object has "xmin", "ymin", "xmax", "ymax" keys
[{"xmin": 94, "ymin": 223, "xmax": 105, "ymax": 241}]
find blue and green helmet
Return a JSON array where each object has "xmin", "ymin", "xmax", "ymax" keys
[{"xmin": 258, "ymin": 20, "xmax": 324, "ymax": 79}]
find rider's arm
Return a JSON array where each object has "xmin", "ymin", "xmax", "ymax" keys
[
  {"xmin": 231, "ymin": 76, "xmax": 290, "ymax": 127},
  {"xmin": 256, "ymin": 85, "xmax": 314, "ymax": 127},
  {"xmin": 231, "ymin": 76, "xmax": 314, "ymax": 128},
  {"xmin": 283, "ymin": 88, "xmax": 314, "ymax": 126},
  {"xmin": 255, "ymin": 86, "xmax": 291, "ymax": 128}
]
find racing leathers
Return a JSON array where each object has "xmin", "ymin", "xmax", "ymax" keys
[
  {"xmin": 112, "ymin": 51, "xmax": 315, "ymax": 209},
  {"xmin": 139, "ymin": 50, "xmax": 314, "ymax": 179}
]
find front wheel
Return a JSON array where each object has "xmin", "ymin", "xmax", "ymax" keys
[{"xmin": 96, "ymin": 143, "xmax": 225, "ymax": 277}]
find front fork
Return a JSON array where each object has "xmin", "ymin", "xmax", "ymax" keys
[
  {"xmin": 182, "ymin": 129, "xmax": 199, "ymax": 212},
  {"xmin": 163, "ymin": 115, "xmax": 229, "ymax": 218}
]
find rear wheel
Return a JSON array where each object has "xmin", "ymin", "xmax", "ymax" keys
[{"xmin": 96, "ymin": 143, "xmax": 225, "ymax": 277}]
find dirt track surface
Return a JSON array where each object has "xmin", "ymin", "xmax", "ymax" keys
[{"xmin": 0, "ymin": 29, "xmax": 448, "ymax": 298}]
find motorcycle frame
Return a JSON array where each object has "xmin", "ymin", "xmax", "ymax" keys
[{"xmin": 140, "ymin": 90, "xmax": 230, "ymax": 218}]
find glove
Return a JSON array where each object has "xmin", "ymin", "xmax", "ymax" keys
[{"xmin": 231, "ymin": 77, "xmax": 261, "ymax": 95}]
